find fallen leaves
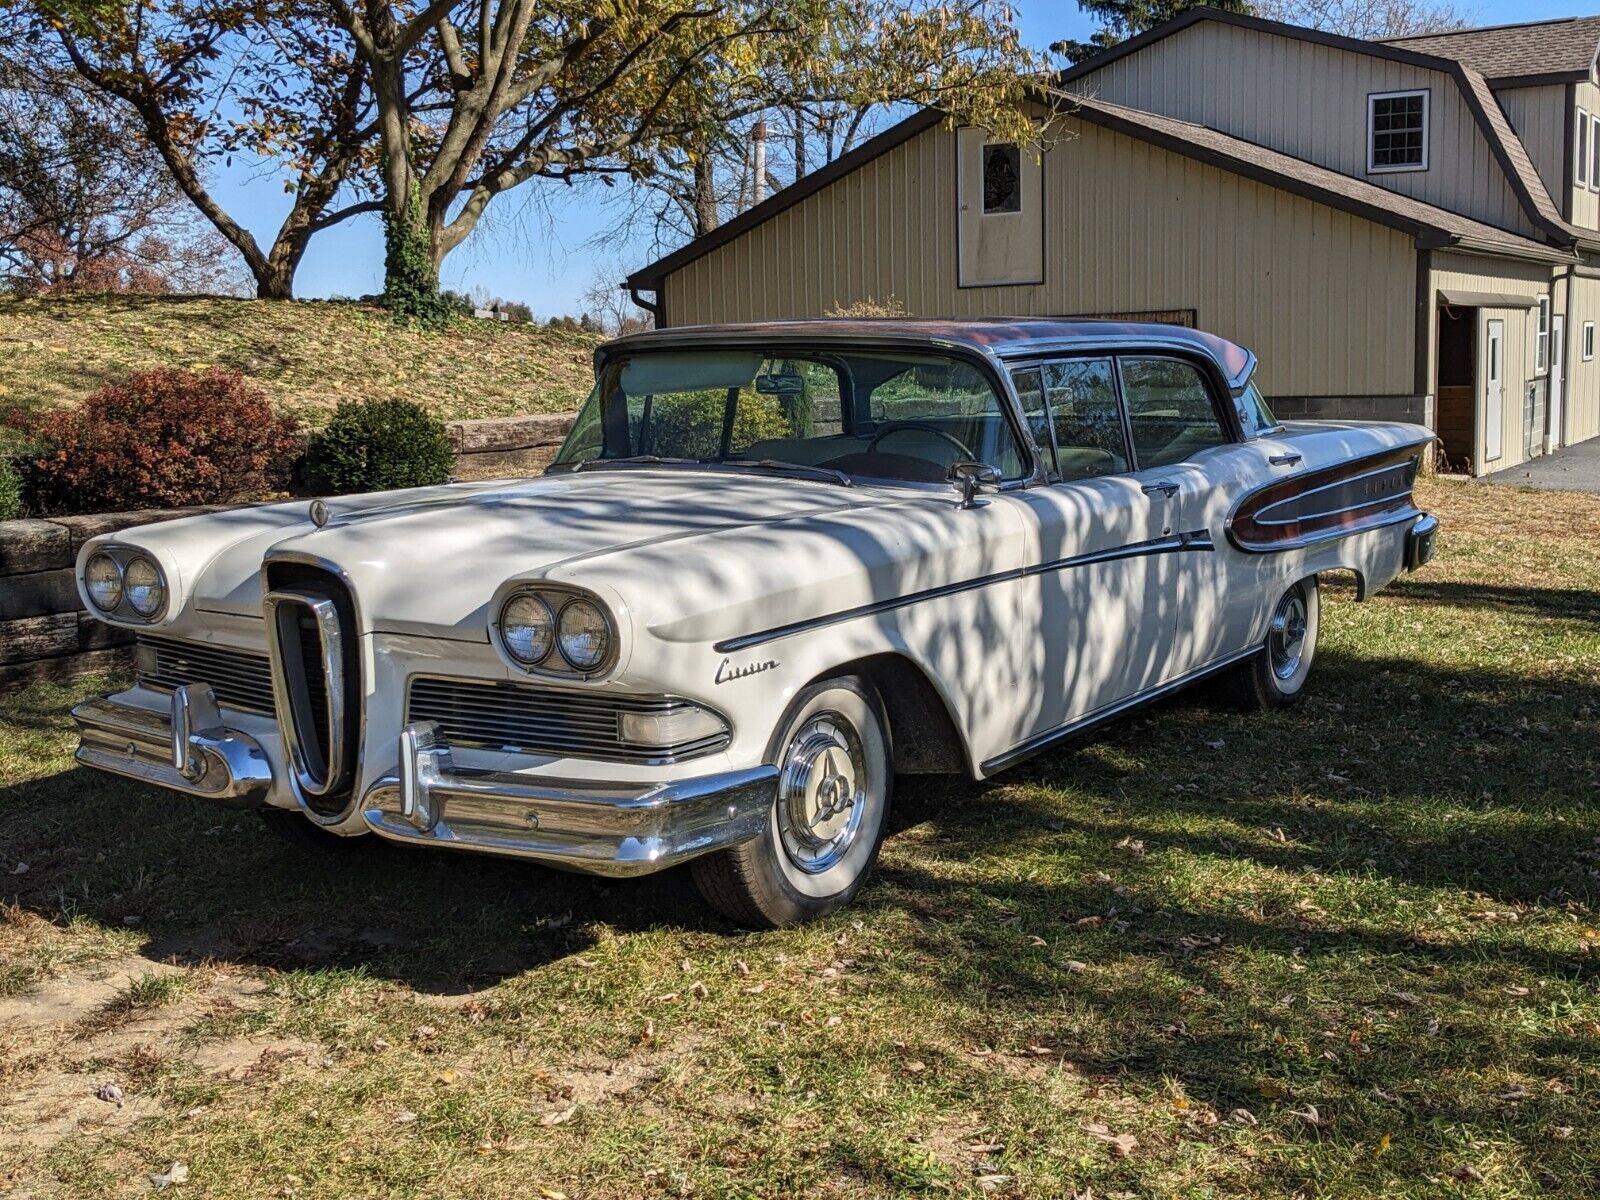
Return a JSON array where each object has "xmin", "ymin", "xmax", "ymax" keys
[{"xmin": 1083, "ymin": 1123, "xmax": 1138, "ymax": 1158}]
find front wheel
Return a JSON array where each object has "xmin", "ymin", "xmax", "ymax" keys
[
  {"xmin": 1229, "ymin": 576, "xmax": 1321, "ymax": 710},
  {"xmin": 692, "ymin": 676, "xmax": 892, "ymax": 928}
]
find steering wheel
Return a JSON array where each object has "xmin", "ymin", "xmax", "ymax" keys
[{"xmin": 867, "ymin": 421, "xmax": 977, "ymax": 463}]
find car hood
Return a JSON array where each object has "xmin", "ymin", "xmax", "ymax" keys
[{"xmin": 172, "ymin": 469, "xmax": 902, "ymax": 636}]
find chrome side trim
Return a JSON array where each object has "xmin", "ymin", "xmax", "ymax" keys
[
  {"xmin": 714, "ymin": 529, "xmax": 1214, "ymax": 654},
  {"xmin": 263, "ymin": 589, "xmax": 350, "ymax": 804},
  {"xmin": 1230, "ymin": 504, "xmax": 1424, "ymax": 555},
  {"xmin": 981, "ymin": 645, "xmax": 1262, "ymax": 776},
  {"xmin": 1248, "ymin": 458, "xmax": 1419, "ymax": 528},
  {"xmin": 362, "ymin": 723, "xmax": 779, "ymax": 877},
  {"xmin": 72, "ymin": 688, "xmax": 272, "ymax": 809}
]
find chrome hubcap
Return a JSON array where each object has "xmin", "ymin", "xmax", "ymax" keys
[
  {"xmin": 777, "ymin": 713, "xmax": 867, "ymax": 874},
  {"xmin": 1269, "ymin": 589, "xmax": 1309, "ymax": 681}
]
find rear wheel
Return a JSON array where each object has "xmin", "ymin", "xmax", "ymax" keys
[
  {"xmin": 692, "ymin": 676, "xmax": 892, "ymax": 928},
  {"xmin": 1230, "ymin": 576, "xmax": 1320, "ymax": 711}
]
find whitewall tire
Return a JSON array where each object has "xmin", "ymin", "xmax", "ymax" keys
[
  {"xmin": 692, "ymin": 676, "xmax": 892, "ymax": 928},
  {"xmin": 1232, "ymin": 576, "xmax": 1320, "ymax": 710}
]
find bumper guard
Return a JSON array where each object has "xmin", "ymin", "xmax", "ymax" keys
[
  {"xmin": 72, "ymin": 685, "xmax": 272, "ymax": 808},
  {"xmin": 1406, "ymin": 511, "xmax": 1439, "ymax": 571},
  {"xmin": 361, "ymin": 721, "xmax": 778, "ymax": 877}
]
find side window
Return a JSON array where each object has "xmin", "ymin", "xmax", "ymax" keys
[
  {"xmin": 1011, "ymin": 368, "xmax": 1053, "ymax": 477},
  {"xmin": 1043, "ymin": 359, "xmax": 1128, "ymax": 479},
  {"xmin": 1120, "ymin": 357, "xmax": 1230, "ymax": 469}
]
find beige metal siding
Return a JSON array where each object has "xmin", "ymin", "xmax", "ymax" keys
[
  {"xmin": 1496, "ymin": 84, "xmax": 1569, "ymax": 216},
  {"xmin": 1428, "ymin": 251, "xmax": 1552, "ymax": 472},
  {"xmin": 664, "ymin": 119, "xmax": 1417, "ymax": 399},
  {"xmin": 1566, "ymin": 273, "xmax": 1600, "ymax": 443},
  {"xmin": 1071, "ymin": 21, "xmax": 1537, "ymax": 237},
  {"xmin": 1575, "ymin": 81, "xmax": 1600, "ymax": 230}
]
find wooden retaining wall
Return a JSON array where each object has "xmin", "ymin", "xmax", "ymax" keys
[{"xmin": 0, "ymin": 413, "xmax": 575, "ymax": 687}]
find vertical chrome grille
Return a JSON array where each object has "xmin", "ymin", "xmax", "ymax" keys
[{"xmin": 263, "ymin": 561, "xmax": 361, "ymax": 818}]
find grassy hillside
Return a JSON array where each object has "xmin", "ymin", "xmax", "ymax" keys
[{"xmin": 0, "ymin": 294, "xmax": 601, "ymax": 429}]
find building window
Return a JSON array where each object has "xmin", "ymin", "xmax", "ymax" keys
[
  {"xmin": 1536, "ymin": 295, "xmax": 1550, "ymax": 373},
  {"xmin": 1368, "ymin": 90, "xmax": 1429, "ymax": 172},
  {"xmin": 982, "ymin": 143, "xmax": 1022, "ymax": 214},
  {"xmin": 1580, "ymin": 107, "xmax": 1591, "ymax": 188},
  {"xmin": 1585, "ymin": 321, "xmax": 1595, "ymax": 362},
  {"xmin": 1592, "ymin": 115, "xmax": 1600, "ymax": 191}
]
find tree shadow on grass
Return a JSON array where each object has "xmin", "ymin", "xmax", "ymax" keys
[{"xmin": 0, "ymin": 763, "xmax": 725, "ymax": 995}]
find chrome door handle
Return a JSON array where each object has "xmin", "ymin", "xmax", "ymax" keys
[
  {"xmin": 1141, "ymin": 480, "xmax": 1179, "ymax": 498},
  {"xmin": 1268, "ymin": 452, "xmax": 1303, "ymax": 466}
]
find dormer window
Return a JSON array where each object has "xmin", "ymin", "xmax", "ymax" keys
[
  {"xmin": 1579, "ymin": 107, "xmax": 1591, "ymax": 189},
  {"xmin": 1591, "ymin": 114, "xmax": 1599, "ymax": 192},
  {"xmin": 1368, "ymin": 89, "xmax": 1429, "ymax": 173}
]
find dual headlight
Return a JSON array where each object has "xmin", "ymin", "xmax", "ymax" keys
[
  {"xmin": 84, "ymin": 549, "xmax": 168, "ymax": 621},
  {"xmin": 498, "ymin": 589, "xmax": 614, "ymax": 674}
]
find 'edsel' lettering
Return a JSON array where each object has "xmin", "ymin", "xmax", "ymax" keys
[{"xmin": 715, "ymin": 656, "xmax": 778, "ymax": 684}]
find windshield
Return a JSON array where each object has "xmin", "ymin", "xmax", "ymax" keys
[{"xmin": 551, "ymin": 347, "xmax": 1028, "ymax": 484}]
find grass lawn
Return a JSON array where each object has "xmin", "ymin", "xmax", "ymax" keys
[
  {"xmin": 2, "ymin": 476, "xmax": 1598, "ymax": 1198},
  {"xmin": 0, "ymin": 294, "xmax": 599, "ymax": 435}
]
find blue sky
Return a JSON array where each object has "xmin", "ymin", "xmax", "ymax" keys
[{"xmin": 214, "ymin": 0, "xmax": 1588, "ymax": 316}]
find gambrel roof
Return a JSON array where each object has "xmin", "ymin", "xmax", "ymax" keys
[
  {"xmin": 626, "ymin": 7, "xmax": 1596, "ymax": 293},
  {"xmin": 1383, "ymin": 16, "xmax": 1600, "ymax": 86}
]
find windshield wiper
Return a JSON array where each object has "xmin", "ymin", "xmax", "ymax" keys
[
  {"xmin": 724, "ymin": 459, "xmax": 853, "ymax": 487},
  {"xmin": 571, "ymin": 455, "xmax": 704, "ymax": 472}
]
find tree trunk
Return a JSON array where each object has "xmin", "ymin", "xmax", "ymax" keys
[
  {"xmin": 792, "ymin": 105, "xmax": 807, "ymax": 183},
  {"xmin": 693, "ymin": 151, "xmax": 719, "ymax": 236}
]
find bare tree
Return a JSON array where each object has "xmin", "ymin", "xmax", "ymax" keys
[
  {"xmin": 0, "ymin": 54, "xmax": 245, "ymax": 295},
  {"xmin": 1254, "ymin": 0, "xmax": 1472, "ymax": 39},
  {"xmin": 580, "ymin": 256, "xmax": 653, "ymax": 335},
  {"xmin": 30, "ymin": 0, "xmax": 381, "ymax": 298}
]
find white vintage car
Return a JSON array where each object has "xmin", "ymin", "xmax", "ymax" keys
[{"xmin": 72, "ymin": 319, "xmax": 1437, "ymax": 926}]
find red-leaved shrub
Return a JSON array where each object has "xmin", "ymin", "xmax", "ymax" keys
[{"xmin": 15, "ymin": 369, "xmax": 302, "ymax": 515}]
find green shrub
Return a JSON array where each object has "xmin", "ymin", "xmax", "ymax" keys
[
  {"xmin": 14, "ymin": 369, "xmax": 301, "ymax": 515},
  {"xmin": 306, "ymin": 398, "xmax": 454, "ymax": 494},
  {"xmin": 0, "ymin": 456, "xmax": 22, "ymax": 520}
]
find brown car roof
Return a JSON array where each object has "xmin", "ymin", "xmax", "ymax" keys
[{"xmin": 601, "ymin": 317, "xmax": 1259, "ymax": 390}]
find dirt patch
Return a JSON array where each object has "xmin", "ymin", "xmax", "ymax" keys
[
  {"xmin": 0, "ymin": 955, "xmax": 185, "ymax": 1034},
  {"xmin": 0, "ymin": 960, "xmax": 307, "ymax": 1161}
]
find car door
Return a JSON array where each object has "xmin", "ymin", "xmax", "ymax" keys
[
  {"xmin": 1116, "ymin": 355, "xmax": 1256, "ymax": 679},
  {"xmin": 1005, "ymin": 357, "xmax": 1180, "ymax": 739}
]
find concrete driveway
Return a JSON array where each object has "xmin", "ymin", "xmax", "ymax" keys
[{"xmin": 1480, "ymin": 438, "xmax": 1600, "ymax": 492}]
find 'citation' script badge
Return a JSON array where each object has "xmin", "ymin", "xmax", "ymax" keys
[{"xmin": 716, "ymin": 657, "xmax": 778, "ymax": 684}]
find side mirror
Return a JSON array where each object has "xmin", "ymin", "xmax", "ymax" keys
[{"xmin": 948, "ymin": 461, "xmax": 1001, "ymax": 509}]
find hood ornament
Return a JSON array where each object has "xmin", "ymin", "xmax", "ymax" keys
[{"xmin": 309, "ymin": 499, "xmax": 332, "ymax": 529}]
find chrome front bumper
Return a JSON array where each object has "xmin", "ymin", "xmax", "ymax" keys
[
  {"xmin": 72, "ymin": 685, "xmax": 272, "ymax": 809},
  {"xmin": 360, "ymin": 722, "xmax": 777, "ymax": 877}
]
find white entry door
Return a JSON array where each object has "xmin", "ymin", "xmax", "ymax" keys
[{"xmin": 1484, "ymin": 319, "xmax": 1504, "ymax": 465}]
